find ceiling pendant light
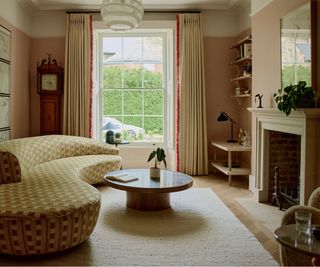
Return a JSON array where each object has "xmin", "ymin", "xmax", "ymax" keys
[{"xmin": 101, "ymin": 0, "xmax": 144, "ymax": 31}]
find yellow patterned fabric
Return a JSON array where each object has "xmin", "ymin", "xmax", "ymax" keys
[
  {"xmin": 0, "ymin": 135, "xmax": 119, "ymax": 173},
  {"xmin": 0, "ymin": 151, "xmax": 21, "ymax": 184},
  {"xmin": 0, "ymin": 135, "xmax": 121, "ymax": 255}
]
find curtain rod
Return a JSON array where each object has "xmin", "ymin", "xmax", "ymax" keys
[{"xmin": 66, "ymin": 10, "xmax": 201, "ymax": 14}]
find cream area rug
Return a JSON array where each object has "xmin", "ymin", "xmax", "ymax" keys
[{"xmin": 1, "ymin": 187, "xmax": 278, "ymax": 266}]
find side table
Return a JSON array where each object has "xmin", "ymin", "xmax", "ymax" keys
[
  {"xmin": 275, "ymin": 224, "xmax": 320, "ymax": 266},
  {"xmin": 106, "ymin": 140, "xmax": 130, "ymax": 169},
  {"xmin": 210, "ymin": 141, "xmax": 251, "ymax": 186},
  {"xmin": 106, "ymin": 140, "xmax": 130, "ymax": 147}
]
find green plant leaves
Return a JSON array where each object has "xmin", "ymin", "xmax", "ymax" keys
[
  {"xmin": 147, "ymin": 147, "xmax": 167, "ymax": 168},
  {"xmin": 273, "ymin": 81, "xmax": 315, "ymax": 116}
]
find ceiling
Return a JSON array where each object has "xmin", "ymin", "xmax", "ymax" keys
[{"xmin": 22, "ymin": 0, "xmax": 242, "ymax": 11}]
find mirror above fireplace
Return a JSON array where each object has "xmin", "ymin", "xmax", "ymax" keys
[{"xmin": 280, "ymin": 3, "xmax": 311, "ymax": 89}]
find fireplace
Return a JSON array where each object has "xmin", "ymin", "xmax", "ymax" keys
[{"xmin": 248, "ymin": 108, "xmax": 320, "ymax": 205}]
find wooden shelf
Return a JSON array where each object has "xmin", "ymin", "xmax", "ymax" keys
[
  {"xmin": 211, "ymin": 162, "xmax": 251, "ymax": 176},
  {"xmin": 230, "ymin": 75, "xmax": 252, "ymax": 82},
  {"xmin": 231, "ymin": 94, "xmax": 251, "ymax": 98},
  {"xmin": 230, "ymin": 36, "xmax": 252, "ymax": 49},
  {"xmin": 211, "ymin": 141, "xmax": 251, "ymax": 152},
  {"xmin": 231, "ymin": 57, "xmax": 252, "ymax": 65}
]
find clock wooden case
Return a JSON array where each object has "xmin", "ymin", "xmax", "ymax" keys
[{"xmin": 37, "ymin": 55, "xmax": 63, "ymax": 135}]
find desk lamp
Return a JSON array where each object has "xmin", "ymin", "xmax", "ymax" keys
[{"xmin": 217, "ymin": 112, "xmax": 237, "ymax": 143}]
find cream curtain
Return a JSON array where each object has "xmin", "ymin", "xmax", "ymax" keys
[
  {"xmin": 177, "ymin": 13, "xmax": 208, "ymax": 175},
  {"xmin": 63, "ymin": 14, "xmax": 92, "ymax": 137}
]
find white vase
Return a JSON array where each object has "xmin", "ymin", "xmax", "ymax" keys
[{"xmin": 150, "ymin": 167, "xmax": 160, "ymax": 179}]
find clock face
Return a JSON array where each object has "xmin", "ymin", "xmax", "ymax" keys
[{"xmin": 41, "ymin": 74, "xmax": 58, "ymax": 91}]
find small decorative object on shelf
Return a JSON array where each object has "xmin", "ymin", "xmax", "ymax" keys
[
  {"xmin": 106, "ymin": 130, "xmax": 115, "ymax": 143},
  {"xmin": 273, "ymin": 81, "xmax": 315, "ymax": 116},
  {"xmin": 238, "ymin": 128, "xmax": 244, "ymax": 145},
  {"xmin": 242, "ymin": 131, "xmax": 251, "ymax": 147},
  {"xmin": 255, "ymin": 94, "xmax": 263, "ymax": 108},
  {"xmin": 115, "ymin": 132, "xmax": 122, "ymax": 143},
  {"xmin": 147, "ymin": 147, "xmax": 167, "ymax": 179}
]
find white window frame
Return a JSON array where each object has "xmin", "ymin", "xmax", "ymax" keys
[{"xmin": 93, "ymin": 27, "xmax": 174, "ymax": 149}]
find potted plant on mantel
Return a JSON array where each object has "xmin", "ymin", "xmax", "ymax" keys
[
  {"xmin": 147, "ymin": 147, "xmax": 167, "ymax": 179},
  {"xmin": 273, "ymin": 81, "xmax": 315, "ymax": 116}
]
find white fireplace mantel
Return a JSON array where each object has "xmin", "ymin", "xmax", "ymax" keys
[{"xmin": 248, "ymin": 108, "xmax": 320, "ymax": 204}]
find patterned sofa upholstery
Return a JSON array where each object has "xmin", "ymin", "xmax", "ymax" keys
[
  {"xmin": 0, "ymin": 135, "xmax": 121, "ymax": 255},
  {"xmin": 279, "ymin": 187, "xmax": 320, "ymax": 266}
]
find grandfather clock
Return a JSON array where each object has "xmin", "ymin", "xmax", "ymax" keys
[{"xmin": 37, "ymin": 54, "xmax": 63, "ymax": 135}]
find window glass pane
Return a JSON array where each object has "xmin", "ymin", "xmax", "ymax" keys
[
  {"xmin": 144, "ymin": 116, "xmax": 163, "ymax": 142},
  {"xmin": 103, "ymin": 90, "xmax": 122, "ymax": 115},
  {"xmin": 297, "ymin": 64, "xmax": 311, "ymax": 85},
  {"xmin": 144, "ymin": 90, "xmax": 163, "ymax": 115},
  {"xmin": 123, "ymin": 65, "xmax": 142, "ymax": 88},
  {"xmin": 123, "ymin": 116, "xmax": 143, "ymax": 141},
  {"xmin": 103, "ymin": 37, "xmax": 122, "ymax": 62},
  {"xmin": 123, "ymin": 90, "xmax": 142, "ymax": 115},
  {"xmin": 103, "ymin": 65, "xmax": 122, "ymax": 88},
  {"xmin": 143, "ymin": 37, "xmax": 163, "ymax": 62},
  {"xmin": 123, "ymin": 37, "xmax": 142, "ymax": 61},
  {"xmin": 143, "ymin": 64, "xmax": 163, "ymax": 88}
]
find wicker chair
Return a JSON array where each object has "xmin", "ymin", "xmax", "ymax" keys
[{"xmin": 280, "ymin": 187, "xmax": 320, "ymax": 266}]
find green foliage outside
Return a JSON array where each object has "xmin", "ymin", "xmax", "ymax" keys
[
  {"xmin": 103, "ymin": 65, "xmax": 164, "ymax": 139},
  {"xmin": 281, "ymin": 65, "xmax": 311, "ymax": 89}
]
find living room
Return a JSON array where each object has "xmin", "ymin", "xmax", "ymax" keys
[{"xmin": 0, "ymin": 0, "xmax": 319, "ymax": 266}]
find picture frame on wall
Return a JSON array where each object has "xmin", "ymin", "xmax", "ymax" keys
[
  {"xmin": 0, "ymin": 129, "xmax": 10, "ymax": 142},
  {"xmin": 0, "ymin": 60, "xmax": 10, "ymax": 94},
  {"xmin": 0, "ymin": 96, "xmax": 10, "ymax": 128},
  {"xmin": 0, "ymin": 25, "xmax": 11, "ymax": 62},
  {"xmin": 0, "ymin": 25, "xmax": 11, "ymax": 141}
]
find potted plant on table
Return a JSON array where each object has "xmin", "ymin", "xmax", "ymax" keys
[
  {"xmin": 147, "ymin": 147, "xmax": 167, "ymax": 179},
  {"xmin": 273, "ymin": 81, "xmax": 315, "ymax": 116}
]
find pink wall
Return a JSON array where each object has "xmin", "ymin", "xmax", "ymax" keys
[
  {"xmin": 0, "ymin": 17, "xmax": 31, "ymax": 139},
  {"xmin": 251, "ymin": 0, "xmax": 309, "ymax": 179},
  {"xmin": 29, "ymin": 38, "xmax": 65, "ymax": 136},
  {"xmin": 252, "ymin": 0, "xmax": 309, "ymax": 107},
  {"xmin": 204, "ymin": 37, "xmax": 239, "ymax": 160},
  {"xmin": 204, "ymin": 33, "xmax": 252, "ymax": 165}
]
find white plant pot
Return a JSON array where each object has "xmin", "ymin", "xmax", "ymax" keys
[{"xmin": 150, "ymin": 167, "xmax": 160, "ymax": 179}]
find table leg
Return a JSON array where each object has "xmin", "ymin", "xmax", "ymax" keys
[
  {"xmin": 228, "ymin": 151, "xmax": 232, "ymax": 186},
  {"xmin": 126, "ymin": 191, "xmax": 170, "ymax": 211}
]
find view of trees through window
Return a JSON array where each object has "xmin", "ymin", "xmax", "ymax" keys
[
  {"xmin": 102, "ymin": 35, "xmax": 165, "ymax": 143},
  {"xmin": 281, "ymin": 32, "xmax": 311, "ymax": 88}
]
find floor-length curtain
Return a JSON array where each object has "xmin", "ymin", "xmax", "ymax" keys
[
  {"xmin": 63, "ymin": 14, "xmax": 92, "ymax": 137},
  {"xmin": 176, "ymin": 13, "xmax": 208, "ymax": 175}
]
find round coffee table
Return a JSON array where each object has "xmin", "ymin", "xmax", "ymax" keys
[{"xmin": 104, "ymin": 169, "xmax": 193, "ymax": 211}]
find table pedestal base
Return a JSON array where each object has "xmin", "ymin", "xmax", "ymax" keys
[{"xmin": 126, "ymin": 192, "xmax": 170, "ymax": 211}]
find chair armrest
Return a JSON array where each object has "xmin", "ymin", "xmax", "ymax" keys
[
  {"xmin": 0, "ymin": 151, "xmax": 21, "ymax": 184},
  {"xmin": 308, "ymin": 187, "xmax": 320, "ymax": 209},
  {"xmin": 281, "ymin": 205, "xmax": 320, "ymax": 226}
]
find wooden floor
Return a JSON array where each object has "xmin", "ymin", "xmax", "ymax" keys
[{"xmin": 193, "ymin": 173, "xmax": 280, "ymax": 264}]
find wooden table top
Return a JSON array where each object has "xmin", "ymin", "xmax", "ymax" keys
[
  {"xmin": 275, "ymin": 224, "xmax": 320, "ymax": 257},
  {"xmin": 104, "ymin": 169, "xmax": 193, "ymax": 194}
]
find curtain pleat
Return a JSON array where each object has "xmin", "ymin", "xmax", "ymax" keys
[
  {"xmin": 176, "ymin": 14, "xmax": 208, "ymax": 175},
  {"xmin": 63, "ymin": 14, "xmax": 92, "ymax": 137}
]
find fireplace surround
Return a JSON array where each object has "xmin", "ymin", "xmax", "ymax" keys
[{"xmin": 248, "ymin": 108, "xmax": 320, "ymax": 205}]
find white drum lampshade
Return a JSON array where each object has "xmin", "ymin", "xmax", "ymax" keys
[{"xmin": 101, "ymin": 0, "xmax": 144, "ymax": 31}]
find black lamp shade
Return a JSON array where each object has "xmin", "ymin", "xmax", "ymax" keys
[{"xmin": 217, "ymin": 112, "xmax": 237, "ymax": 143}]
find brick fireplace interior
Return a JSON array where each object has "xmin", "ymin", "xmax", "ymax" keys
[{"xmin": 268, "ymin": 131, "xmax": 301, "ymax": 204}]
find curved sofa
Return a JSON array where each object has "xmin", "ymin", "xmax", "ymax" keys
[{"xmin": 0, "ymin": 135, "xmax": 121, "ymax": 255}]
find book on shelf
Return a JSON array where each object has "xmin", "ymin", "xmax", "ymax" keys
[
  {"xmin": 243, "ymin": 43, "xmax": 252, "ymax": 58},
  {"xmin": 106, "ymin": 173, "xmax": 138, "ymax": 183}
]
